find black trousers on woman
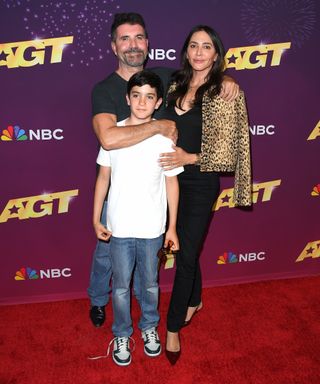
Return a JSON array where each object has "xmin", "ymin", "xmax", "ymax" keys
[{"xmin": 167, "ymin": 166, "xmax": 220, "ymax": 332}]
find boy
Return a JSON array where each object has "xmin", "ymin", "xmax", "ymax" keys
[{"xmin": 93, "ymin": 70, "xmax": 183, "ymax": 366}]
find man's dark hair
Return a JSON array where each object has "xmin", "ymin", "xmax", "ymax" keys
[
  {"xmin": 127, "ymin": 70, "xmax": 164, "ymax": 99},
  {"xmin": 111, "ymin": 13, "xmax": 148, "ymax": 41}
]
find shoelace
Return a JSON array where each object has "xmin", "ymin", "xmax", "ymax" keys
[
  {"xmin": 107, "ymin": 336, "xmax": 136, "ymax": 356},
  {"xmin": 144, "ymin": 329, "xmax": 159, "ymax": 344},
  {"xmin": 87, "ymin": 336, "xmax": 135, "ymax": 360}
]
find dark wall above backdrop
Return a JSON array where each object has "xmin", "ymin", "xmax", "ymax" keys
[{"xmin": 0, "ymin": 0, "xmax": 319, "ymax": 305}]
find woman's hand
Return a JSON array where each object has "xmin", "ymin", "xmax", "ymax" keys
[
  {"xmin": 93, "ymin": 222, "xmax": 112, "ymax": 241},
  {"xmin": 164, "ymin": 229, "xmax": 180, "ymax": 252},
  {"xmin": 159, "ymin": 145, "xmax": 195, "ymax": 170}
]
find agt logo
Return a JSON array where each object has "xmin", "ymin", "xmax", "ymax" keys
[
  {"xmin": 148, "ymin": 42, "xmax": 290, "ymax": 68},
  {"xmin": 307, "ymin": 121, "xmax": 320, "ymax": 141},
  {"xmin": 311, "ymin": 184, "xmax": 320, "ymax": 197},
  {"xmin": 148, "ymin": 48, "xmax": 176, "ymax": 61},
  {"xmin": 0, "ymin": 36, "xmax": 73, "ymax": 69},
  {"xmin": 0, "ymin": 189, "xmax": 79, "ymax": 223},
  {"xmin": 1, "ymin": 125, "xmax": 64, "ymax": 141},
  {"xmin": 214, "ymin": 179, "xmax": 281, "ymax": 211},
  {"xmin": 250, "ymin": 125, "xmax": 275, "ymax": 136},
  {"xmin": 217, "ymin": 251, "xmax": 266, "ymax": 264},
  {"xmin": 296, "ymin": 240, "xmax": 320, "ymax": 262},
  {"xmin": 15, "ymin": 267, "xmax": 72, "ymax": 280},
  {"xmin": 225, "ymin": 42, "xmax": 291, "ymax": 70}
]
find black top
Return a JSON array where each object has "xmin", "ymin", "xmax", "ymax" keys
[
  {"xmin": 163, "ymin": 103, "xmax": 202, "ymax": 154},
  {"xmin": 91, "ymin": 67, "xmax": 175, "ymax": 119}
]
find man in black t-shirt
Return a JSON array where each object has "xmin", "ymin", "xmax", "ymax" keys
[
  {"xmin": 88, "ymin": 13, "xmax": 239, "ymax": 330},
  {"xmin": 88, "ymin": 14, "xmax": 179, "ymax": 331}
]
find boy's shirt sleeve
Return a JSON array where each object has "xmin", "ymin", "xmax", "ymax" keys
[
  {"xmin": 96, "ymin": 146, "xmax": 111, "ymax": 167},
  {"xmin": 160, "ymin": 138, "xmax": 184, "ymax": 177}
]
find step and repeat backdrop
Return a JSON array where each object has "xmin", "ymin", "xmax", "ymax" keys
[{"xmin": 1, "ymin": 0, "xmax": 319, "ymax": 304}]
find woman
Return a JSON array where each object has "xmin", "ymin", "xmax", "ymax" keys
[{"xmin": 159, "ymin": 25, "xmax": 251, "ymax": 364}]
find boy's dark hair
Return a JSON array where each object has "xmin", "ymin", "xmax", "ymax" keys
[
  {"xmin": 127, "ymin": 70, "xmax": 164, "ymax": 99},
  {"xmin": 111, "ymin": 13, "xmax": 148, "ymax": 41}
]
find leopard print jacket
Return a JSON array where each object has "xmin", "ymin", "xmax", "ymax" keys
[{"xmin": 168, "ymin": 84, "xmax": 252, "ymax": 206}]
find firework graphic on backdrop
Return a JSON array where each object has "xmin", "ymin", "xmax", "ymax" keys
[
  {"xmin": 2, "ymin": 0, "xmax": 23, "ymax": 8},
  {"xmin": 2, "ymin": 0, "xmax": 121, "ymax": 67},
  {"xmin": 241, "ymin": 0, "xmax": 316, "ymax": 49}
]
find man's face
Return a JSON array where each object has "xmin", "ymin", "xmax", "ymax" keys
[{"xmin": 112, "ymin": 24, "xmax": 148, "ymax": 68}]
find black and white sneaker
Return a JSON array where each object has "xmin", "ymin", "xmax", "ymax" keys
[
  {"xmin": 141, "ymin": 327, "xmax": 161, "ymax": 357},
  {"xmin": 108, "ymin": 336, "xmax": 133, "ymax": 366}
]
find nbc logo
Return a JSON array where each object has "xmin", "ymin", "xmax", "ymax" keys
[
  {"xmin": 217, "ymin": 251, "xmax": 266, "ymax": 264},
  {"xmin": 15, "ymin": 267, "xmax": 39, "ymax": 280},
  {"xmin": 1, "ymin": 125, "xmax": 27, "ymax": 141},
  {"xmin": 311, "ymin": 184, "xmax": 320, "ymax": 197},
  {"xmin": 14, "ymin": 267, "xmax": 72, "ymax": 280},
  {"xmin": 1, "ymin": 125, "xmax": 64, "ymax": 141},
  {"xmin": 217, "ymin": 252, "xmax": 238, "ymax": 264}
]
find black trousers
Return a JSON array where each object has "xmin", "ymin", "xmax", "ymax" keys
[{"xmin": 167, "ymin": 166, "xmax": 220, "ymax": 332}]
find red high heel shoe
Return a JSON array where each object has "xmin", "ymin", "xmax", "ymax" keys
[
  {"xmin": 165, "ymin": 348, "xmax": 181, "ymax": 365},
  {"xmin": 165, "ymin": 332, "xmax": 181, "ymax": 365}
]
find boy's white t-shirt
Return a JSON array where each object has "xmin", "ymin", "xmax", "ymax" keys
[{"xmin": 96, "ymin": 119, "xmax": 184, "ymax": 239}]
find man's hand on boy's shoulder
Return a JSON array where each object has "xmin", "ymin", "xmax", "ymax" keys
[{"xmin": 155, "ymin": 119, "xmax": 178, "ymax": 143}]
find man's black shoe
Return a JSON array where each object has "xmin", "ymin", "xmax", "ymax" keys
[{"xmin": 90, "ymin": 305, "xmax": 105, "ymax": 327}]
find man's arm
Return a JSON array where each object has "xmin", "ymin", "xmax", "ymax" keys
[
  {"xmin": 93, "ymin": 166, "xmax": 112, "ymax": 241},
  {"xmin": 93, "ymin": 113, "xmax": 177, "ymax": 150},
  {"xmin": 164, "ymin": 175, "xmax": 180, "ymax": 251}
]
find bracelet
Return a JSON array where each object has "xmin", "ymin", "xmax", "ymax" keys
[{"xmin": 194, "ymin": 153, "xmax": 201, "ymax": 166}]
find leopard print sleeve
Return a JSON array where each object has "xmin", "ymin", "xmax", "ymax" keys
[{"xmin": 233, "ymin": 91, "xmax": 252, "ymax": 206}]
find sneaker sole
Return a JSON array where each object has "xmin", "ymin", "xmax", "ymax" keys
[
  {"xmin": 144, "ymin": 346, "xmax": 162, "ymax": 357},
  {"xmin": 112, "ymin": 354, "xmax": 131, "ymax": 366}
]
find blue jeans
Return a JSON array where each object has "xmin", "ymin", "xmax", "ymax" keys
[
  {"xmin": 87, "ymin": 202, "xmax": 112, "ymax": 306},
  {"xmin": 110, "ymin": 235, "xmax": 163, "ymax": 337},
  {"xmin": 87, "ymin": 202, "xmax": 141, "ymax": 307}
]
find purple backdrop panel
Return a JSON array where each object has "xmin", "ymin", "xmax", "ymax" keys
[{"xmin": 1, "ymin": 0, "xmax": 319, "ymax": 304}]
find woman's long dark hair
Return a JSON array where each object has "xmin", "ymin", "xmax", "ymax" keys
[{"xmin": 168, "ymin": 25, "xmax": 225, "ymax": 109}]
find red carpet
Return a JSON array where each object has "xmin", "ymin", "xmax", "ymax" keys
[{"xmin": 1, "ymin": 276, "xmax": 320, "ymax": 384}]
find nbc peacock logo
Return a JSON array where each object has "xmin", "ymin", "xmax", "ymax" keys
[
  {"xmin": 217, "ymin": 252, "xmax": 238, "ymax": 264},
  {"xmin": 14, "ymin": 266, "xmax": 72, "ymax": 280},
  {"xmin": 1, "ymin": 125, "xmax": 64, "ymax": 141},
  {"xmin": 15, "ymin": 267, "xmax": 39, "ymax": 280},
  {"xmin": 217, "ymin": 251, "xmax": 266, "ymax": 264},
  {"xmin": 311, "ymin": 184, "xmax": 320, "ymax": 197},
  {"xmin": 1, "ymin": 125, "xmax": 27, "ymax": 141}
]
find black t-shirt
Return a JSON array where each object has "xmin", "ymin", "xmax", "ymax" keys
[{"xmin": 91, "ymin": 67, "xmax": 175, "ymax": 120}]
